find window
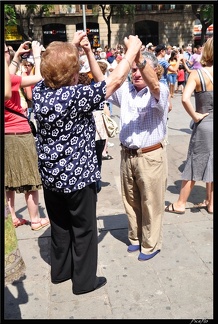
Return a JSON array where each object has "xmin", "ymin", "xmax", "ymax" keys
[{"xmin": 79, "ymin": 5, "xmax": 92, "ymax": 11}]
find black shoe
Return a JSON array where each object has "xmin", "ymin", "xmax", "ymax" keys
[
  {"xmin": 94, "ymin": 276, "xmax": 107, "ymax": 290},
  {"xmin": 73, "ymin": 277, "xmax": 107, "ymax": 295}
]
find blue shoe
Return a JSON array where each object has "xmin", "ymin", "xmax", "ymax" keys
[
  {"xmin": 138, "ymin": 250, "xmax": 160, "ymax": 261},
  {"xmin": 127, "ymin": 244, "xmax": 140, "ymax": 253}
]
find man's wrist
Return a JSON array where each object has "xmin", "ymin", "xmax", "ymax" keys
[{"xmin": 136, "ymin": 59, "xmax": 147, "ymax": 69}]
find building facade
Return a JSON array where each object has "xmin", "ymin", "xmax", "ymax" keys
[{"xmin": 5, "ymin": 4, "xmax": 211, "ymax": 50}]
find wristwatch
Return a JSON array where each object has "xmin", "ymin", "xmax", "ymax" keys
[{"xmin": 136, "ymin": 59, "xmax": 147, "ymax": 69}]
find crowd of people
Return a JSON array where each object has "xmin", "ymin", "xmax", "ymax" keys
[
  {"xmin": 4, "ymin": 32, "xmax": 213, "ymax": 295},
  {"xmin": 90, "ymin": 42, "xmax": 204, "ymax": 97}
]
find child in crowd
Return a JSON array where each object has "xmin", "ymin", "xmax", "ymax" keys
[{"xmin": 176, "ymin": 64, "xmax": 185, "ymax": 94}]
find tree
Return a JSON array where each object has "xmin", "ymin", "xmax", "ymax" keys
[
  {"xmin": 192, "ymin": 4, "xmax": 214, "ymax": 45},
  {"xmin": 4, "ymin": 4, "xmax": 54, "ymax": 41},
  {"xmin": 97, "ymin": 4, "xmax": 135, "ymax": 48}
]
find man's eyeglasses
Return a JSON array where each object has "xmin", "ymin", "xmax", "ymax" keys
[{"xmin": 5, "ymin": 47, "xmax": 10, "ymax": 55}]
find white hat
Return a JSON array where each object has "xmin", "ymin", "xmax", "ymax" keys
[
  {"xmin": 79, "ymin": 61, "xmax": 90, "ymax": 73},
  {"xmin": 27, "ymin": 56, "xmax": 35, "ymax": 65},
  {"xmin": 146, "ymin": 42, "xmax": 153, "ymax": 48},
  {"xmin": 99, "ymin": 51, "xmax": 106, "ymax": 59},
  {"xmin": 97, "ymin": 47, "xmax": 102, "ymax": 52}
]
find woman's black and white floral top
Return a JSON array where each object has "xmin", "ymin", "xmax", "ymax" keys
[{"xmin": 32, "ymin": 79, "xmax": 106, "ymax": 193}]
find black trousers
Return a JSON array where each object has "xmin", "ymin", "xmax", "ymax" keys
[
  {"xmin": 43, "ymin": 183, "xmax": 98, "ymax": 294},
  {"xmin": 95, "ymin": 139, "xmax": 106, "ymax": 193}
]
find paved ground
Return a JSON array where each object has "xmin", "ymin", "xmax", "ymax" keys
[{"xmin": 4, "ymin": 92, "xmax": 213, "ymax": 320}]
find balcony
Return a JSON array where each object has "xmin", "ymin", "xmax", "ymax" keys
[{"xmin": 135, "ymin": 4, "xmax": 184, "ymax": 11}]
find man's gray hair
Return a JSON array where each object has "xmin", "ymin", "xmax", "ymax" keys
[{"xmin": 141, "ymin": 51, "xmax": 158, "ymax": 68}]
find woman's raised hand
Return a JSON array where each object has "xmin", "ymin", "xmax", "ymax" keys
[
  {"xmin": 72, "ymin": 31, "xmax": 87, "ymax": 47},
  {"xmin": 80, "ymin": 36, "xmax": 91, "ymax": 53}
]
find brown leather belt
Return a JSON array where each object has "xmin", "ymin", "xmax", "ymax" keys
[
  {"xmin": 5, "ymin": 131, "xmax": 32, "ymax": 135},
  {"xmin": 121, "ymin": 143, "xmax": 162, "ymax": 155}
]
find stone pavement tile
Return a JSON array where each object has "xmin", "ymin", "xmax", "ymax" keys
[
  {"xmin": 5, "ymin": 279, "xmax": 50, "ymax": 319},
  {"xmin": 97, "ymin": 213, "xmax": 128, "ymax": 231},
  {"xmin": 48, "ymin": 297, "xmax": 112, "ymax": 319},
  {"xmin": 170, "ymin": 301, "xmax": 213, "ymax": 320},
  {"xmin": 17, "ymin": 236, "xmax": 50, "ymax": 278},
  {"xmin": 109, "ymin": 303, "xmax": 175, "ymax": 319},
  {"xmin": 158, "ymin": 268, "xmax": 213, "ymax": 319},
  {"xmin": 151, "ymin": 228, "xmax": 204, "ymax": 271},
  {"xmin": 176, "ymin": 220, "xmax": 213, "ymax": 273},
  {"xmin": 163, "ymin": 208, "xmax": 210, "ymax": 224}
]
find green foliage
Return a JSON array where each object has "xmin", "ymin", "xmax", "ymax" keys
[
  {"xmin": 201, "ymin": 4, "xmax": 213, "ymax": 25},
  {"xmin": 4, "ymin": 4, "xmax": 16, "ymax": 25},
  {"xmin": 4, "ymin": 4, "xmax": 54, "ymax": 25},
  {"xmin": 192, "ymin": 4, "xmax": 213, "ymax": 25},
  {"xmin": 113, "ymin": 4, "xmax": 135, "ymax": 16},
  {"xmin": 192, "ymin": 4, "xmax": 213, "ymax": 44},
  {"xmin": 97, "ymin": 4, "xmax": 136, "ymax": 47},
  {"xmin": 4, "ymin": 4, "xmax": 54, "ymax": 40}
]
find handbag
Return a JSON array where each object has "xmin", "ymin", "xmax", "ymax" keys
[
  {"xmin": 102, "ymin": 112, "xmax": 119, "ymax": 138},
  {"xmin": 5, "ymin": 107, "xmax": 37, "ymax": 137}
]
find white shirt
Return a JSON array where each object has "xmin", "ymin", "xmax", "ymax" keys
[{"xmin": 108, "ymin": 81, "xmax": 169, "ymax": 148}]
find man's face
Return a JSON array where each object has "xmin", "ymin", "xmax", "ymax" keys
[{"xmin": 131, "ymin": 62, "xmax": 147, "ymax": 91}]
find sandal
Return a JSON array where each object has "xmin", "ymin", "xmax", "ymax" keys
[
  {"xmin": 165, "ymin": 203, "xmax": 185, "ymax": 215},
  {"xmin": 193, "ymin": 200, "xmax": 208, "ymax": 208},
  {"xmin": 13, "ymin": 218, "xmax": 28, "ymax": 228},
  {"xmin": 31, "ymin": 218, "xmax": 50, "ymax": 231}
]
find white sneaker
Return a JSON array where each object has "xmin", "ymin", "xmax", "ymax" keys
[{"xmin": 107, "ymin": 142, "xmax": 114, "ymax": 147}]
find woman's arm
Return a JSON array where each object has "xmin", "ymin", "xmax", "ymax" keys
[
  {"xmin": 182, "ymin": 58, "xmax": 192, "ymax": 74},
  {"xmin": 167, "ymin": 54, "xmax": 183, "ymax": 72},
  {"xmin": 81, "ymin": 34, "xmax": 142, "ymax": 98},
  {"xmin": 5, "ymin": 57, "xmax": 11, "ymax": 100},
  {"xmin": 20, "ymin": 41, "xmax": 42, "ymax": 87},
  {"xmin": 80, "ymin": 36, "xmax": 106, "ymax": 82},
  {"xmin": 9, "ymin": 41, "xmax": 31, "ymax": 75},
  {"xmin": 182, "ymin": 70, "xmax": 209, "ymax": 122}
]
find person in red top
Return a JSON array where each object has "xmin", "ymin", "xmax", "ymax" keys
[
  {"xmin": 176, "ymin": 64, "xmax": 186, "ymax": 94},
  {"xmin": 4, "ymin": 41, "xmax": 50, "ymax": 230}
]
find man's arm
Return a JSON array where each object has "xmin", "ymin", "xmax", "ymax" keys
[{"xmin": 135, "ymin": 52, "xmax": 160, "ymax": 100}]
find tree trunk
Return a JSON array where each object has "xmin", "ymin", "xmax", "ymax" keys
[{"xmin": 4, "ymin": 199, "xmax": 26, "ymax": 286}]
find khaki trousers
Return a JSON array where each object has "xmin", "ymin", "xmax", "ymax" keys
[{"xmin": 120, "ymin": 145, "xmax": 168, "ymax": 254}]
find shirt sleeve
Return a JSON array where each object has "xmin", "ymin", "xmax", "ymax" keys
[
  {"xmin": 151, "ymin": 82, "xmax": 169, "ymax": 113},
  {"xmin": 107, "ymin": 79, "xmax": 129, "ymax": 106}
]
